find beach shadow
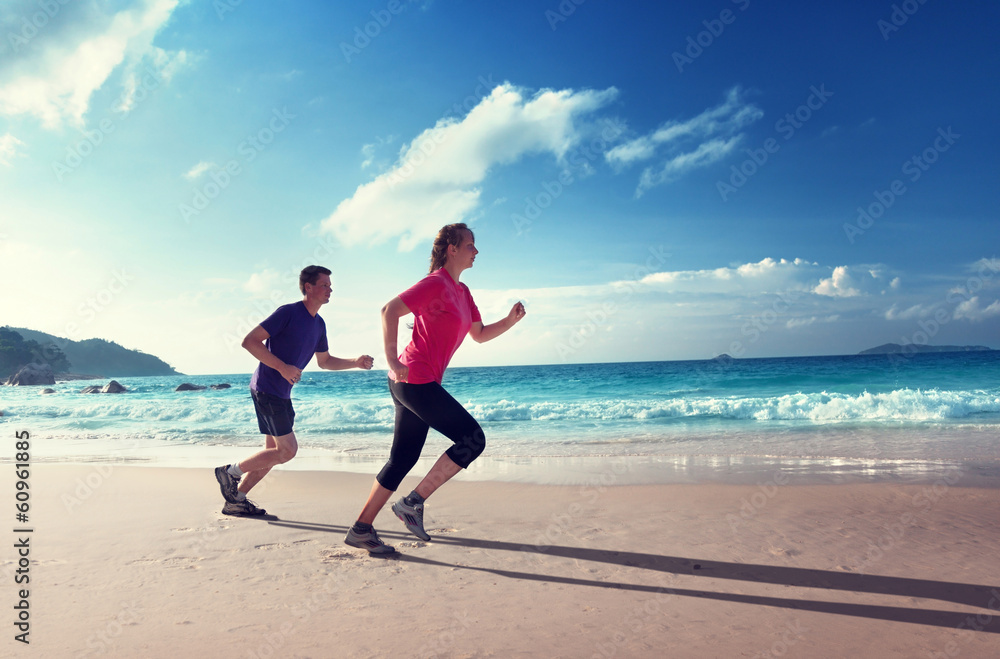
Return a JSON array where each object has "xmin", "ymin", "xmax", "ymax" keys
[
  {"xmin": 396, "ymin": 552, "xmax": 1000, "ymax": 633},
  {"xmin": 426, "ymin": 534, "xmax": 999, "ymax": 612},
  {"xmin": 268, "ymin": 519, "xmax": 1000, "ymax": 631}
]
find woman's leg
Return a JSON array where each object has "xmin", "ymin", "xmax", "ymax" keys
[{"xmin": 392, "ymin": 381, "xmax": 486, "ymax": 500}]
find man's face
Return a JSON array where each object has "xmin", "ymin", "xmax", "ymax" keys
[{"xmin": 305, "ymin": 274, "xmax": 332, "ymax": 304}]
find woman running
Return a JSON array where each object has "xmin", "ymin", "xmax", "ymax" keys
[{"xmin": 345, "ymin": 223, "xmax": 526, "ymax": 554}]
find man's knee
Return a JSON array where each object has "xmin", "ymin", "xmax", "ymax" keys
[{"xmin": 275, "ymin": 435, "xmax": 298, "ymax": 463}]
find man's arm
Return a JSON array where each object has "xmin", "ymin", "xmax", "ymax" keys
[
  {"xmin": 242, "ymin": 325, "xmax": 301, "ymax": 384},
  {"xmin": 468, "ymin": 301, "xmax": 526, "ymax": 344},
  {"xmin": 316, "ymin": 352, "xmax": 374, "ymax": 371}
]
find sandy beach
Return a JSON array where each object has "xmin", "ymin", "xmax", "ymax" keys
[{"xmin": 2, "ymin": 462, "xmax": 997, "ymax": 658}]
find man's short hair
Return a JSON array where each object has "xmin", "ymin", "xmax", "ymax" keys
[{"xmin": 299, "ymin": 265, "xmax": 332, "ymax": 294}]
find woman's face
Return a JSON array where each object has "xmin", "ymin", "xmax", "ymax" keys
[{"xmin": 450, "ymin": 230, "xmax": 478, "ymax": 270}]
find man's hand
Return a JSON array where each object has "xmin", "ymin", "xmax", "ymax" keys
[
  {"xmin": 278, "ymin": 363, "xmax": 303, "ymax": 385},
  {"xmin": 355, "ymin": 355, "xmax": 374, "ymax": 370}
]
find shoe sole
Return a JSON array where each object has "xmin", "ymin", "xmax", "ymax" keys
[
  {"xmin": 215, "ymin": 466, "xmax": 240, "ymax": 503},
  {"xmin": 391, "ymin": 502, "xmax": 431, "ymax": 541},
  {"xmin": 221, "ymin": 506, "xmax": 266, "ymax": 517},
  {"xmin": 345, "ymin": 536, "xmax": 396, "ymax": 555}
]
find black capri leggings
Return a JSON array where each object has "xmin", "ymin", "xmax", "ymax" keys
[{"xmin": 376, "ymin": 378, "xmax": 486, "ymax": 492}]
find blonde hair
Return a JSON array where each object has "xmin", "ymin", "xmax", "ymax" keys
[{"xmin": 429, "ymin": 223, "xmax": 473, "ymax": 273}]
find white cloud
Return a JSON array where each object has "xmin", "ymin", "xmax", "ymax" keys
[
  {"xmin": 0, "ymin": 132, "xmax": 24, "ymax": 165},
  {"xmin": 814, "ymin": 265, "xmax": 890, "ymax": 298},
  {"xmin": 953, "ymin": 297, "xmax": 1000, "ymax": 322},
  {"xmin": 604, "ymin": 86, "xmax": 763, "ymax": 196},
  {"xmin": 635, "ymin": 136, "xmax": 741, "ymax": 194},
  {"xmin": 786, "ymin": 314, "xmax": 839, "ymax": 329},
  {"xmin": 885, "ymin": 303, "xmax": 934, "ymax": 321},
  {"xmin": 360, "ymin": 134, "xmax": 396, "ymax": 169},
  {"xmin": 0, "ymin": 0, "xmax": 184, "ymax": 128},
  {"xmin": 243, "ymin": 268, "xmax": 290, "ymax": 299},
  {"xmin": 319, "ymin": 83, "xmax": 618, "ymax": 251},
  {"xmin": 183, "ymin": 161, "xmax": 215, "ymax": 180},
  {"xmin": 637, "ymin": 257, "xmax": 821, "ymax": 295}
]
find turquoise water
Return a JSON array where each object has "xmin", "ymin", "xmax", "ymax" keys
[{"xmin": 2, "ymin": 352, "xmax": 999, "ymax": 472}]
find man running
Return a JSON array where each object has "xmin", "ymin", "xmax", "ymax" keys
[{"xmin": 215, "ymin": 265, "xmax": 374, "ymax": 516}]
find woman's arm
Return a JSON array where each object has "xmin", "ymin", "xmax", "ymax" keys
[
  {"xmin": 382, "ymin": 296, "xmax": 413, "ymax": 381},
  {"xmin": 468, "ymin": 302, "xmax": 526, "ymax": 344}
]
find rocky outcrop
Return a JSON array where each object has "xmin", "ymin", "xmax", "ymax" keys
[
  {"xmin": 175, "ymin": 383, "xmax": 207, "ymax": 392},
  {"xmin": 210, "ymin": 383, "xmax": 231, "ymax": 390},
  {"xmin": 81, "ymin": 380, "xmax": 127, "ymax": 394},
  {"xmin": 40, "ymin": 388, "xmax": 56, "ymax": 395},
  {"xmin": 6, "ymin": 363, "xmax": 56, "ymax": 386}
]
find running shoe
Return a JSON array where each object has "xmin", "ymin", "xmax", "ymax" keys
[
  {"xmin": 345, "ymin": 527, "xmax": 396, "ymax": 555},
  {"xmin": 391, "ymin": 498, "xmax": 431, "ymax": 541},
  {"xmin": 214, "ymin": 465, "xmax": 240, "ymax": 503},
  {"xmin": 222, "ymin": 499, "xmax": 267, "ymax": 516}
]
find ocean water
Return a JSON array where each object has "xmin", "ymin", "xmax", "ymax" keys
[{"xmin": 2, "ymin": 352, "xmax": 999, "ymax": 482}]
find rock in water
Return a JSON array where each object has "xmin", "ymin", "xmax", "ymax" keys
[
  {"xmin": 40, "ymin": 388, "xmax": 56, "ymax": 395},
  {"xmin": 103, "ymin": 380, "xmax": 127, "ymax": 393},
  {"xmin": 80, "ymin": 385, "xmax": 103, "ymax": 394},
  {"xmin": 210, "ymin": 383, "xmax": 231, "ymax": 390},
  {"xmin": 6, "ymin": 363, "xmax": 56, "ymax": 386},
  {"xmin": 175, "ymin": 382, "xmax": 207, "ymax": 392}
]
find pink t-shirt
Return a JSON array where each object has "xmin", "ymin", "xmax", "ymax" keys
[{"xmin": 394, "ymin": 268, "xmax": 482, "ymax": 384}]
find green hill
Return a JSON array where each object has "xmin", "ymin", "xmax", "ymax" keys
[{"xmin": 5, "ymin": 327, "xmax": 181, "ymax": 377}]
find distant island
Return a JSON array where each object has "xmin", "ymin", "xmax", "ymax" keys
[
  {"xmin": 859, "ymin": 343, "xmax": 995, "ymax": 355},
  {"xmin": 3, "ymin": 327, "xmax": 180, "ymax": 378}
]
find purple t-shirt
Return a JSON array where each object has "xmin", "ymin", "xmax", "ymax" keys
[{"xmin": 249, "ymin": 301, "xmax": 328, "ymax": 399}]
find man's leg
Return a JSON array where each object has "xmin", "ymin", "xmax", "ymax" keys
[{"xmin": 235, "ymin": 431, "xmax": 298, "ymax": 494}]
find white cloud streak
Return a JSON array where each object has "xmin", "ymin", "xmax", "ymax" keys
[
  {"xmin": 319, "ymin": 83, "xmax": 618, "ymax": 251},
  {"xmin": 605, "ymin": 86, "xmax": 763, "ymax": 196},
  {"xmin": 0, "ymin": 132, "xmax": 24, "ymax": 165},
  {"xmin": 0, "ymin": 0, "xmax": 184, "ymax": 128},
  {"xmin": 183, "ymin": 161, "xmax": 215, "ymax": 180}
]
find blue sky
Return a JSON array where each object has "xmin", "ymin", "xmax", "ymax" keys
[{"xmin": 1, "ymin": 0, "xmax": 998, "ymax": 375}]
